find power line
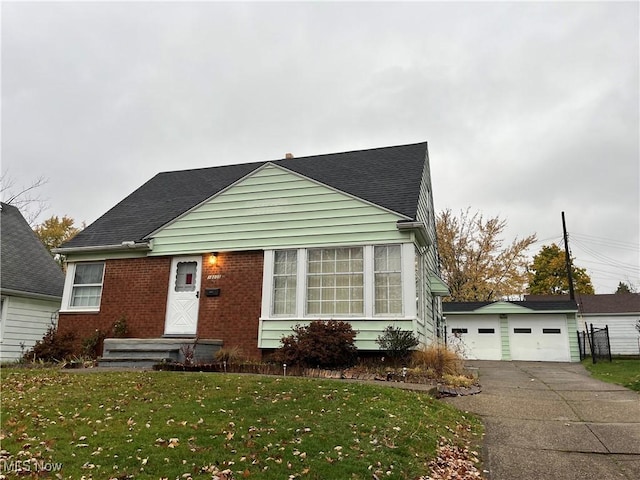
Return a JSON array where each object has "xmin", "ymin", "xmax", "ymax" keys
[
  {"xmin": 570, "ymin": 232, "xmax": 639, "ymax": 251},
  {"xmin": 570, "ymin": 238, "xmax": 640, "ymax": 273}
]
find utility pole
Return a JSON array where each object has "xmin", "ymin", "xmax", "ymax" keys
[{"xmin": 562, "ymin": 211, "xmax": 576, "ymax": 301}]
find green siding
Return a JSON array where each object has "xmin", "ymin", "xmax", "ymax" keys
[
  {"xmin": 477, "ymin": 302, "xmax": 533, "ymax": 314},
  {"xmin": 259, "ymin": 319, "xmax": 415, "ymax": 350},
  {"xmin": 500, "ymin": 316, "xmax": 511, "ymax": 360},
  {"xmin": 567, "ymin": 313, "xmax": 580, "ymax": 362},
  {"xmin": 414, "ymin": 156, "xmax": 441, "ymax": 345},
  {"xmin": 149, "ymin": 165, "xmax": 410, "ymax": 256}
]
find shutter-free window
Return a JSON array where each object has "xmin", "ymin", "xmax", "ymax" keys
[
  {"xmin": 272, "ymin": 250, "xmax": 297, "ymax": 315},
  {"xmin": 374, "ymin": 245, "xmax": 403, "ymax": 315},
  {"xmin": 70, "ymin": 263, "xmax": 105, "ymax": 307},
  {"xmin": 307, "ymin": 247, "xmax": 364, "ymax": 315}
]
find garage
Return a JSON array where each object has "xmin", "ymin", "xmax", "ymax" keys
[
  {"xmin": 443, "ymin": 300, "xmax": 579, "ymax": 362},
  {"xmin": 446, "ymin": 314, "xmax": 502, "ymax": 360},
  {"xmin": 508, "ymin": 315, "xmax": 571, "ymax": 362}
]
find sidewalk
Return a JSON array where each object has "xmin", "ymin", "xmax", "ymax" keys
[{"xmin": 443, "ymin": 361, "xmax": 640, "ymax": 480}]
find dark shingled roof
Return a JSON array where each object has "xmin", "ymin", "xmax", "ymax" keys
[
  {"xmin": 1, "ymin": 202, "xmax": 65, "ymax": 297},
  {"xmin": 63, "ymin": 142, "xmax": 428, "ymax": 249},
  {"xmin": 525, "ymin": 294, "xmax": 640, "ymax": 314},
  {"xmin": 443, "ymin": 300, "xmax": 578, "ymax": 313}
]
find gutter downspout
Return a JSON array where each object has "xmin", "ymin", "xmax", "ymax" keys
[{"xmin": 396, "ymin": 221, "xmax": 433, "ymax": 247}]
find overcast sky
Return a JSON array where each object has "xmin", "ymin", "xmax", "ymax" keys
[{"xmin": 2, "ymin": 1, "xmax": 638, "ymax": 294}]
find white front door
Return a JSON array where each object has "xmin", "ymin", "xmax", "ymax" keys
[{"xmin": 165, "ymin": 256, "xmax": 202, "ymax": 335}]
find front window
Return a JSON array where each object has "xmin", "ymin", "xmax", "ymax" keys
[
  {"xmin": 70, "ymin": 262, "xmax": 105, "ymax": 308},
  {"xmin": 272, "ymin": 250, "xmax": 297, "ymax": 315},
  {"xmin": 265, "ymin": 245, "xmax": 410, "ymax": 319},
  {"xmin": 374, "ymin": 245, "xmax": 402, "ymax": 314},
  {"xmin": 307, "ymin": 247, "xmax": 364, "ymax": 315}
]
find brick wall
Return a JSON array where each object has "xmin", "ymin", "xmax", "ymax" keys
[
  {"xmin": 58, "ymin": 256, "xmax": 172, "ymax": 347},
  {"xmin": 198, "ymin": 251, "xmax": 264, "ymax": 360},
  {"xmin": 58, "ymin": 252, "xmax": 264, "ymax": 360}
]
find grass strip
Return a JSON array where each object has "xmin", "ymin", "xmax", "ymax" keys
[{"xmin": 583, "ymin": 358, "xmax": 640, "ymax": 392}]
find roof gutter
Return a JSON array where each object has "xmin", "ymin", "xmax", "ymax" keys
[
  {"xmin": 396, "ymin": 221, "xmax": 432, "ymax": 247},
  {"xmin": 52, "ymin": 241, "xmax": 152, "ymax": 255}
]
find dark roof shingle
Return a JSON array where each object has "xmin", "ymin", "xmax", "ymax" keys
[
  {"xmin": 1, "ymin": 202, "xmax": 65, "ymax": 297},
  {"xmin": 63, "ymin": 142, "xmax": 428, "ymax": 249},
  {"xmin": 525, "ymin": 294, "xmax": 640, "ymax": 314}
]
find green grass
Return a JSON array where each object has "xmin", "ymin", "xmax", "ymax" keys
[
  {"xmin": 0, "ymin": 369, "xmax": 482, "ymax": 479},
  {"xmin": 583, "ymin": 358, "xmax": 640, "ymax": 392}
]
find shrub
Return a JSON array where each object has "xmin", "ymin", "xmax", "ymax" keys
[
  {"xmin": 82, "ymin": 329, "xmax": 107, "ymax": 359},
  {"xmin": 273, "ymin": 320, "xmax": 358, "ymax": 369},
  {"xmin": 24, "ymin": 325, "xmax": 76, "ymax": 362},
  {"xmin": 442, "ymin": 373, "xmax": 475, "ymax": 388},
  {"xmin": 411, "ymin": 344, "xmax": 464, "ymax": 378},
  {"xmin": 376, "ymin": 326, "xmax": 420, "ymax": 365},
  {"xmin": 214, "ymin": 346, "xmax": 244, "ymax": 364},
  {"xmin": 180, "ymin": 338, "xmax": 198, "ymax": 366},
  {"xmin": 112, "ymin": 316, "xmax": 129, "ymax": 338}
]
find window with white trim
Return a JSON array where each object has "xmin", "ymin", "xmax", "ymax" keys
[
  {"xmin": 272, "ymin": 250, "xmax": 297, "ymax": 315},
  {"xmin": 307, "ymin": 247, "xmax": 364, "ymax": 315},
  {"xmin": 265, "ymin": 245, "xmax": 410, "ymax": 319},
  {"xmin": 374, "ymin": 245, "xmax": 402, "ymax": 315},
  {"xmin": 70, "ymin": 262, "xmax": 105, "ymax": 308}
]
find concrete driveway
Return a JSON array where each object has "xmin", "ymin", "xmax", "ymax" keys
[{"xmin": 443, "ymin": 361, "xmax": 640, "ymax": 480}]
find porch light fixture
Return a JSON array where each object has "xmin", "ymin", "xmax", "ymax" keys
[{"xmin": 208, "ymin": 252, "xmax": 218, "ymax": 265}]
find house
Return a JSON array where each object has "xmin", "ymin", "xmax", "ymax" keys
[
  {"xmin": 0, "ymin": 202, "xmax": 65, "ymax": 361},
  {"xmin": 443, "ymin": 300, "xmax": 580, "ymax": 362},
  {"xmin": 54, "ymin": 142, "xmax": 449, "ymax": 365},
  {"xmin": 526, "ymin": 294, "xmax": 640, "ymax": 356}
]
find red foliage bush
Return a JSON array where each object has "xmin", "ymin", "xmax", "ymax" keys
[
  {"xmin": 24, "ymin": 325, "xmax": 76, "ymax": 362},
  {"xmin": 273, "ymin": 320, "xmax": 358, "ymax": 369}
]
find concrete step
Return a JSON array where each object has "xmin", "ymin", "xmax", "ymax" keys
[
  {"xmin": 98, "ymin": 357, "xmax": 174, "ymax": 368},
  {"xmin": 102, "ymin": 348, "xmax": 180, "ymax": 360},
  {"xmin": 100, "ymin": 338, "xmax": 224, "ymax": 367}
]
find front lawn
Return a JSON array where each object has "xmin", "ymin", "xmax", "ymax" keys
[
  {"xmin": 0, "ymin": 369, "xmax": 482, "ymax": 479},
  {"xmin": 583, "ymin": 358, "xmax": 640, "ymax": 392}
]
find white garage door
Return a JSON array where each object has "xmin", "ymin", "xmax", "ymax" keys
[
  {"xmin": 447, "ymin": 315, "xmax": 502, "ymax": 360},
  {"xmin": 508, "ymin": 315, "xmax": 570, "ymax": 362}
]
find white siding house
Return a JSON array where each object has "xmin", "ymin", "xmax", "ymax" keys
[
  {"xmin": 526, "ymin": 294, "xmax": 640, "ymax": 356},
  {"xmin": 0, "ymin": 203, "xmax": 65, "ymax": 361}
]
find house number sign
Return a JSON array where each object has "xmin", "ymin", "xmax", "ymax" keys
[{"xmin": 207, "ymin": 274, "xmax": 222, "ymax": 280}]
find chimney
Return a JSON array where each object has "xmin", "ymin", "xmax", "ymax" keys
[{"xmin": 285, "ymin": 153, "xmax": 294, "ymax": 159}]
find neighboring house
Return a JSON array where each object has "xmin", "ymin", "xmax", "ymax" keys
[
  {"xmin": 526, "ymin": 294, "xmax": 640, "ymax": 356},
  {"xmin": 443, "ymin": 300, "xmax": 580, "ymax": 362},
  {"xmin": 54, "ymin": 142, "xmax": 449, "ymax": 363},
  {"xmin": 0, "ymin": 202, "xmax": 65, "ymax": 361}
]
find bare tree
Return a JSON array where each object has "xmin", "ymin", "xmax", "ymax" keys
[{"xmin": 1, "ymin": 171, "xmax": 49, "ymax": 225}]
